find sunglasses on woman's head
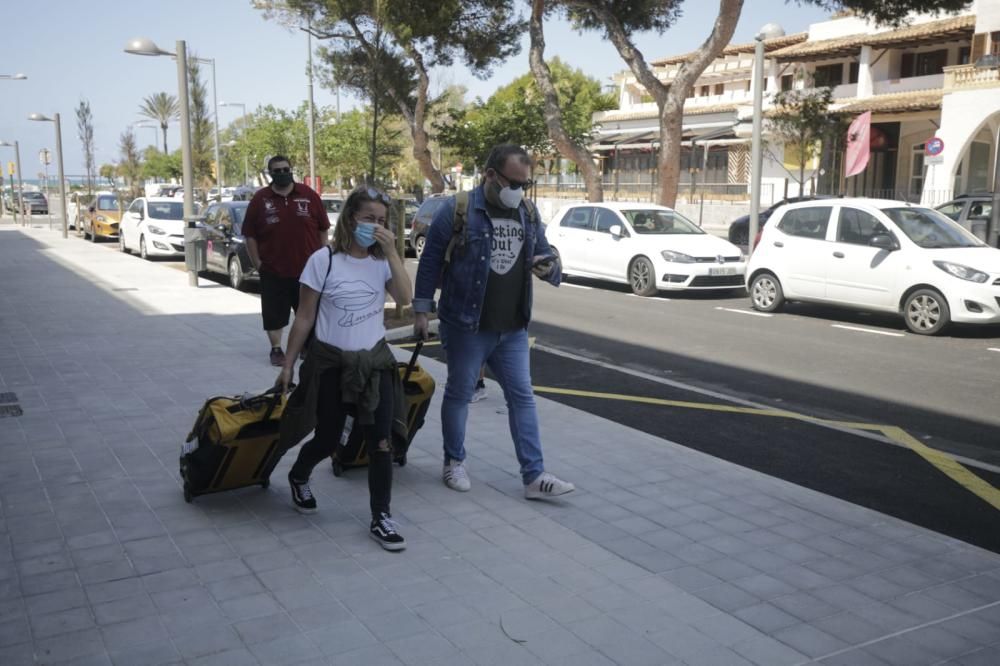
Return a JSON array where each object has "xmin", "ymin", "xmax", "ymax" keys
[{"xmin": 361, "ymin": 187, "xmax": 391, "ymax": 205}]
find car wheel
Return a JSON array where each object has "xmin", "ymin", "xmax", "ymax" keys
[
  {"xmin": 730, "ymin": 227, "xmax": 749, "ymax": 246},
  {"xmin": 120, "ymin": 233, "xmax": 130, "ymax": 254},
  {"xmin": 750, "ymin": 272, "xmax": 784, "ymax": 312},
  {"xmin": 414, "ymin": 234, "xmax": 426, "ymax": 259},
  {"xmin": 903, "ymin": 289, "xmax": 950, "ymax": 335},
  {"xmin": 629, "ymin": 256, "xmax": 658, "ymax": 297},
  {"xmin": 140, "ymin": 235, "xmax": 149, "ymax": 260},
  {"xmin": 228, "ymin": 256, "xmax": 245, "ymax": 291}
]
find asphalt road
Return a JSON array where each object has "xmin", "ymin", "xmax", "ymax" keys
[{"xmin": 97, "ymin": 239, "xmax": 1000, "ymax": 552}]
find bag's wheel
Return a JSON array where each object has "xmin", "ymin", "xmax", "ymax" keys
[
  {"xmin": 260, "ymin": 479, "xmax": 270, "ymax": 489},
  {"xmin": 183, "ymin": 483, "xmax": 193, "ymax": 503},
  {"xmin": 332, "ymin": 460, "xmax": 344, "ymax": 477},
  {"xmin": 397, "ymin": 453, "xmax": 407, "ymax": 467}
]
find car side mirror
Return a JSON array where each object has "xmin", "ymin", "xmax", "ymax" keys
[
  {"xmin": 869, "ymin": 234, "xmax": 898, "ymax": 251},
  {"xmin": 609, "ymin": 224, "xmax": 623, "ymax": 238}
]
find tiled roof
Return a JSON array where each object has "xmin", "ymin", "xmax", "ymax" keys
[
  {"xmin": 596, "ymin": 102, "xmax": 739, "ymax": 123},
  {"xmin": 769, "ymin": 15, "xmax": 975, "ymax": 61},
  {"xmin": 651, "ymin": 32, "xmax": 808, "ymax": 66},
  {"xmin": 835, "ymin": 89, "xmax": 944, "ymax": 113}
]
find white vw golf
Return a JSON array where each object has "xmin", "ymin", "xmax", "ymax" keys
[
  {"xmin": 548, "ymin": 203, "xmax": 747, "ymax": 296},
  {"xmin": 119, "ymin": 197, "xmax": 187, "ymax": 260},
  {"xmin": 746, "ymin": 198, "xmax": 1000, "ymax": 335}
]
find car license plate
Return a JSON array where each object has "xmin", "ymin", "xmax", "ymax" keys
[{"xmin": 709, "ymin": 267, "xmax": 737, "ymax": 276}]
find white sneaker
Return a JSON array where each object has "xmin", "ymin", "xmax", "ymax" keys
[
  {"xmin": 470, "ymin": 384, "xmax": 487, "ymax": 403},
  {"xmin": 524, "ymin": 472, "xmax": 575, "ymax": 500},
  {"xmin": 443, "ymin": 460, "xmax": 471, "ymax": 492}
]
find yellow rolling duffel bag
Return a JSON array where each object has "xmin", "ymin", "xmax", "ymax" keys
[{"xmin": 180, "ymin": 387, "xmax": 289, "ymax": 502}]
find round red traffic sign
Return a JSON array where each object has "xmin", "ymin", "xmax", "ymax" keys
[{"xmin": 925, "ymin": 137, "xmax": 945, "ymax": 157}]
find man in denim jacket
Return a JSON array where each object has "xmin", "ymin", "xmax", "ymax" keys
[{"xmin": 413, "ymin": 144, "xmax": 575, "ymax": 500}]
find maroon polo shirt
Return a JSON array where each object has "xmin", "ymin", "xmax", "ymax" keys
[{"xmin": 242, "ymin": 182, "xmax": 331, "ymax": 278}]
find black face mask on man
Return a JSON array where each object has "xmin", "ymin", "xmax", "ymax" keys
[{"xmin": 270, "ymin": 170, "xmax": 294, "ymax": 188}]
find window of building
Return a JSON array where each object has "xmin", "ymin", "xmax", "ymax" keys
[
  {"xmin": 700, "ymin": 85, "xmax": 711, "ymax": 97},
  {"xmin": 900, "ymin": 50, "xmax": 947, "ymax": 78},
  {"xmin": 813, "ymin": 63, "xmax": 844, "ymax": 88},
  {"xmin": 910, "ymin": 144, "xmax": 925, "ymax": 201},
  {"xmin": 781, "ymin": 74, "xmax": 794, "ymax": 91},
  {"xmin": 746, "ymin": 79, "xmax": 752, "ymax": 92},
  {"xmin": 959, "ymin": 46, "xmax": 971, "ymax": 65},
  {"xmin": 848, "ymin": 62, "xmax": 859, "ymax": 84},
  {"xmin": 993, "ymin": 31, "xmax": 1000, "ymax": 56},
  {"xmin": 714, "ymin": 83, "xmax": 725, "ymax": 95}
]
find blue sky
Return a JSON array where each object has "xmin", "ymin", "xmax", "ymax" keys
[{"xmin": 1, "ymin": 0, "xmax": 830, "ymax": 177}]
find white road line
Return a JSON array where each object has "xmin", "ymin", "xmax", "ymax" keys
[
  {"xmin": 532, "ymin": 342, "xmax": 1000, "ymax": 475},
  {"xmin": 562, "ymin": 283, "xmax": 592, "ymax": 290},
  {"xmin": 988, "ymin": 348, "xmax": 1000, "ymax": 353},
  {"xmin": 831, "ymin": 324, "xmax": 905, "ymax": 338},
  {"xmin": 627, "ymin": 294, "xmax": 672, "ymax": 301},
  {"xmin": 715, "ymin": 307, "xmax": 772, "ymax": 318}
]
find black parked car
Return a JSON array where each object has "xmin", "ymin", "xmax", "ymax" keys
[
  {"xmin": 935, "ymin": 193, "xmax": 995, "ymax": 245},
  {"xmin": 408, "ymin": 194, "xmax": 450, "ymax": 258},
  {"xmin": 727, "ymin": 195, "xmax": 833, "ymax": 246},
  {"xmin": 201, "ymin": 201, "xmax": 258, "ymax": 290}
]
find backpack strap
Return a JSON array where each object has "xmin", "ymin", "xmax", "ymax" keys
[{"xmin": 443, "ymin": 190, "xmax": 471, "ymax": 265}]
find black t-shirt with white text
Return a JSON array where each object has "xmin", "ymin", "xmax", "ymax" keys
[{"xmin": 478, "ymin": 199, "xmax": 526, "ymax": 332}]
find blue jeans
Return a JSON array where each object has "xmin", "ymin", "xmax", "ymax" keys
[{"xmin": 439, "ymin": 322, "xmax": 544, "ymax": 485}]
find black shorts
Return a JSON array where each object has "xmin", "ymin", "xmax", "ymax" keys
[{"xmin": 260, "ymin": 272, "xmax": 301, "ymax": 331}]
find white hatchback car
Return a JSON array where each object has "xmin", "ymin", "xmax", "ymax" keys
[
  {"xmin": 549, "ymin": 203, "xmax": 747, "ymax": 296},
  {"xmin": 746, "ymin": 198, "xmax": 1000, "ymax": 335},
  {"xmin": 119, "ymin": 197, "xmax": 187, "ymax": 260}
]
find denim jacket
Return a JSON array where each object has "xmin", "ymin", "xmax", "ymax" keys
[{"xmin": 412, "ymin": 185, "xmax": 561, "ymax": 332}]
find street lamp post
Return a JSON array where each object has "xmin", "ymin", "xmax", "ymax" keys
[
  {"xmin": 191, "ymin": 56, "xmax": 222, "ymax": 199},
  {"xmin": 0, "ymin": 141, "xmax": 25, "ymax": 227},
  {"xmin": 973, "ymin": 55, "xmax": 1000, "ymax": 248},
  {"xmin": 748, "ymin": 33, "xmax": 766, "ymax": 255},
  {"xmin": 28, "ymin": 114, "xmax": 68, "ymax": 238},
  {"xmin": 306, "ymin": 23, "xmax": 317, "ymax": 191},
  {"xmin": 220, "ymin": 101, "xmax": 249, "ymax": 185},
  {"xmin": 130, "ymin": 121, "xmax": 160, "ymax": 149},
  {"xmin": 125, "ymin": 37, "xmax": 198, "ymax": 286}
]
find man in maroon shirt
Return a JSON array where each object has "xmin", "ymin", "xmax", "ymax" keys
[{"xmin": 243, "ymin": 156, "xmax": 331, "ymax": 366}]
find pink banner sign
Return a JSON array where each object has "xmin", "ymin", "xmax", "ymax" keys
[{"xmin": 844, "ymin": 111, "xmax": 871, "ymax": 178}]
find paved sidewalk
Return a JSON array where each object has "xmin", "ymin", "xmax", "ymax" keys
[{"xmin": 2, "ymin": 222, "xmax": 1000, "ymax": 666}]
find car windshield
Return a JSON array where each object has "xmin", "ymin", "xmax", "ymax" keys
[
  {"xmin": 97, "ymin": 196, "xmax": 118, "ymax": 211},
  {"xmin": 623, "ymin": 209, "xmax": 703, "ymax": 235},
  {"xmin": 884, "ymin": 207, "xmax": 985, "ymax": 249},
  {"xmin": 148, "ymin": 202, "xmax": 185, "ymax": 220},
  {"xmin": 24, "ymin": 192, "xmax": 44, "ymax": 200}
]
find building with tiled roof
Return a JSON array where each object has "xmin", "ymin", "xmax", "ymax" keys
[{"xmin": 586, "ymin": 1, "xmax": 998, "ymax": 210}]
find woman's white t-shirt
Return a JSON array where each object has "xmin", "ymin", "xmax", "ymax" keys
[{"xmin": 300, "ymin": 248, "xmax": 392, "ymax": 352}]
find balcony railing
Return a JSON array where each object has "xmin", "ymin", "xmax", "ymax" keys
[{"xmin": 944, "ymin": 64, "xmax": 1000, "ymax": 90}]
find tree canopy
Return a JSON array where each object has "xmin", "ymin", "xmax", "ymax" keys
[{"xmin": 437, "ymin": 58, "xmax": 615, "ymax": 170}]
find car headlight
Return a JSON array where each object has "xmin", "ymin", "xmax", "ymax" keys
[
  {"xmin": 933, "ymin": 260, "xmax": 988, "ymax": 283},
  {"xmin": 95, "ymin": 215, "xmax": 106, "ymax": 222},
  {"xmin": 661, "ymin": 250, "xmax": 695, "ymax": 264},
  {"xmin": 147, "ymin": 225, "xmax": 167, "ymax": 236}
]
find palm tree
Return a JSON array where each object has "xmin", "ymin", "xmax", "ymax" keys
[{"xmin": 138, "ymin": 92, "xmax": 180, "ymax": 153}]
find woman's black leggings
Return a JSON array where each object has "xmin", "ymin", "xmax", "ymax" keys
[{"xmin": 289, "ymin": 368, "xmax": 394, "ymax": 517}]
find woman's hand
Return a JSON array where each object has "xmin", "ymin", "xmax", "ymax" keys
[
  {"xmin": 276, "ymin": 365, "xmax": 294, "ymax": 394},
  {"xmin": 374, "ymin": 225, "xmax": 397, "ymax": 255}
]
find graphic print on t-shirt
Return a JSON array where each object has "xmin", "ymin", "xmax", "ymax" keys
[
  {"xmin": 332, "ymin": 280, "xmax": 380, "ymax": 327},
  {"xmin": 490, "ymin": 218, "xmax": 524, "ymax": 276}
]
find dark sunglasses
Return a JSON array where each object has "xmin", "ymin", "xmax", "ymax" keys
[
  {"xmin": 494, "ymin": 170, "xmax": 533, "ymax": 191},
  {"xmin": 269, "ymin": 167, "xmax": 292, "ymax": 174}
]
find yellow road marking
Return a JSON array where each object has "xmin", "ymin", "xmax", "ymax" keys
[{"xmin": 533, "ymin": 385, "xmax": 1000, "ymax": 513}]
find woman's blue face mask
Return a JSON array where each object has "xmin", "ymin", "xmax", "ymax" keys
[{"xmin": 353, "ymin": 221, "xmax": 377, "ymax": 248}]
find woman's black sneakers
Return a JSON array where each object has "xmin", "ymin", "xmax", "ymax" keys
[
  {"xmin": 288, "ymin": 473, "xmax": 317, "ymax": 513},
  {"xmin": 370, "ymin": 513, "xmax": 406, "ymax": 551}
]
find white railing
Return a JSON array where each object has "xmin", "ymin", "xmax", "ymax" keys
[
  {"xmin": 872, "ymin": 73, "xmax": 944, "ymax": 96},
  {"xmin": 943, "ymin": 64, "xmax": 1000, "ymax": 90}
]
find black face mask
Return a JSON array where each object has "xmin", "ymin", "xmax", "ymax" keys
[{"xmin": 270, "ymin": 171, "xmax": 293, "ymax": 188}]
